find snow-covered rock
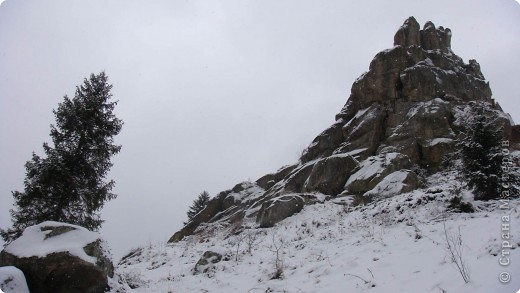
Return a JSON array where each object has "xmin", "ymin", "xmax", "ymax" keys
[
  {"xmin": 0, "ymin": 266, "xmax": 29, "ymax": 293},
  {"xmin": 0, "ymin": 221, "xmax": 114, "ymax": 293},
  {"xmin": 364, "ymin": 170, "xmax": 421, "ymax": 198},
  {"xmin": 344, "ymin": 153, "xmax": 414, "ymax": 194},
  {"xmin": 192, "ymin": 246, "xmax": 232, "ymax": 275}
]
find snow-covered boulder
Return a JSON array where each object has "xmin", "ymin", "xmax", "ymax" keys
[
  {"xmin": 0, "ymin": 221, "xmax": 114, "ymax": 293},
  {"xmin": 193, "ymin": 246, "xmax": 231, "ymax": 275},
  {"xmin": 0, "ymin": 266, "xmax": 29, "ymax": 293}
]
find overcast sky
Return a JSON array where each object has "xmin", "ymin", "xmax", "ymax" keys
[{"xmin": 1, "ymin": 0, "xmax": 519, "ymax": 259}]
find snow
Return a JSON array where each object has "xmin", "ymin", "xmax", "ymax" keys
[
  {"xmin": 0, "ymin": 266, "xmax": 29, "ymax": 293},
  {"xmin": 111, "ymin": 170, "xmax": 520, "ymax": 293},
  {"xmin": 225, "ymin": 182, "xmax": 265, "ymax": 203},
  {"xmin": 344, "ymin": 107, "xmax": 370, "ymax": 129},
  {"xmin": 405, "ymin": 99, "xmax": 449, "ymax": 120},
  {"xmin": 345, "ymin": 105, "xmax": 381, "ymax": 136},
  {"xmin": 427, "ymin": 137, "xmax": 454, "ymax": 146},
  {"xmin": 342, "ymin": 148, "xmax": 367, "ymax": 158},
  {"xmin": 345, "ymin": 153, "xmax": 400, "ymax": 187},
  {"xmin": 364, "ymin": 170, "xmax": 410, "ymax": 198},
  {"xmin": 4, "ymin": 221, "xmax": 99, "ymax": 264},
  {"xmin": 268, "ymin": 194, "xmax": 304, "ymax": 209},
  {"xmin": 417, "ymin": 57, "xmax": 434, "ymax": 67}
]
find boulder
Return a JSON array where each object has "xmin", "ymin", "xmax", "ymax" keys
[
  {"xmin": 257, "ymin": 195, "xmax": 304, "ymax": 228},
  {"xmin": 0, "ymin": 222, "xmax": 113, "ymax": 293},
  {"xmin": 192, "ymin": 247, "xmax": 230, "ymax": 275},
  {"xmin": 0, "ymin": 266, "xmax": 30, "ymax": 293}
]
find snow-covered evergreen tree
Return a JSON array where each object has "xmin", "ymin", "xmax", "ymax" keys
[
  {"xmin": 185, "ymin": 191, "xmax": 210, "ymax": 224},
  {"xmin": 460, "ymin": 108, "xmax": 504, "ymax": 200},
  {"xmin": 1, "ymin": 72, "xmax": 123, "ymax": 243}
]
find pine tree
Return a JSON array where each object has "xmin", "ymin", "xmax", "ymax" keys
[
  {"xmin": 460, "ymin": 109, "xmax": 503, "ymax": 200},
  {"xmin": 185, "ymin": 191, "xmax": 210, "ymax": 224},
  {"xmin": 1, "ymin": 72, "xmax": 123, "ymax": 243}
]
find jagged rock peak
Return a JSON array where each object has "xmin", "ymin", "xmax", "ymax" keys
[
  {"xmin": 394, "ymin": 16, "xmax": 451, "ymax": 50},
  {"xmin": 393, "ymin": 16, "xmax": 420, "ymax": 47},
  {"xmin": 333, "ymin": 17, "xmax": 492, "ymax": 126}
]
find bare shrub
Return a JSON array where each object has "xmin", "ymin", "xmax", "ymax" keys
[
  {"xmin": 269, "ymin": 232, "xmax": 285, "ymax": 279},
  {"xmin": 443, "ymin": 222, "xmax": 470, "ymax": 283}
]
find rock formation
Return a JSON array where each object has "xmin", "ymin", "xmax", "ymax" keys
[
  {"xmin": 0, "ymin": 222, "xmax": 114, "ymax": 293},
  {"xmin": 169, "ymin": 17, "xmax": 517, "ymax": 243}
]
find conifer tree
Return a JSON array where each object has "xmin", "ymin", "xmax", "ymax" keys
[
  {"xmin": 1, "ymin": 72, "xmax": 123, "ymax": 243},
  {"xmin": 185, "ymin": 191, "xmax": 210, "ymax": 224},
  {"xmin": 460, "ymin": 109, "xmax": 504, "ymax": 200}
]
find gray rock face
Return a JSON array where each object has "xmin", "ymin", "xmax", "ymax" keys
[
  {"xmin": 0, "ymin": 222, "xmax": 113, "ymax": 293},
  {"xmin": 304, "ymin": 155, "xmax": 359, "ymax": 195},
  {"xmin": 257, "ymin": 195, "xmax": 304, "ymax": 228}
]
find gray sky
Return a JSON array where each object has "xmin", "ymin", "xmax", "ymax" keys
[{"xmin": 1, "ymin": 0, "xmax": 519, "ymax": 259}]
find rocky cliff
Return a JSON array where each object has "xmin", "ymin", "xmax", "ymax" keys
[{"xmin": 169, "ymin": 17, "xmax": 517, "ymax": 243}]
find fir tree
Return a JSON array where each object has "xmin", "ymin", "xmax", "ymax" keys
[
  {"xmin": 460, "ymin": 108, "xmax": 504, "ymax": 200},
  {"xmin": 185, "ymin": 191, "xmax": 210, "ymax": 224},
  {"xmin": 1, "ymin": 72, "xmax": 123, "ymax": 243}
]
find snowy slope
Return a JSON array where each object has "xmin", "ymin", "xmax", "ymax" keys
[{"xmin": 112, "ymin": 171, "xmax": 520, "ymax": 293}]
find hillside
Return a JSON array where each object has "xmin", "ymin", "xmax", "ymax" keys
[{"xmin": 113, "ymin": 171, "xmax": 520, "ymax": 292}]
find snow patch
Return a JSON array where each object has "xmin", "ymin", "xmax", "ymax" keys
[
  {"xmin": 364, "ymin": 170, "xmax": 410, "ymax": 198},
  {"xmin": 4, "ymin": 221, "xmax": 99, "ymax": 264},
  {"xmin": 268, "ymin": 194, "xmax": 304, "ymax": 209},
  {"xmin": 345, "ymin": 153, "xmax": 400, "ymax": 187},
  {"xmin": 426, "ymin": 137, "xmax": 454, "ymax": 146}
]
